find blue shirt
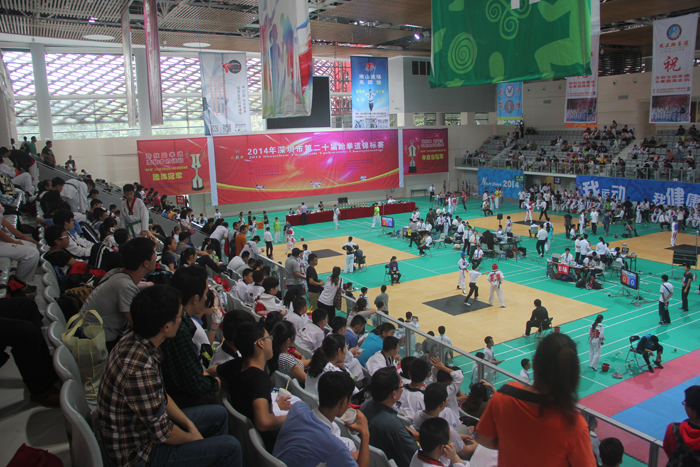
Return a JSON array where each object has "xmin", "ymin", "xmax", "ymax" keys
[
  {"xmin": 345, "ymin": 329, "xmax": 359, "ymax": 349},
  {"xmin": 358, "ymin": 333, "xmax": 382, "ymax": 365},
  {"xmin": 272, "ymin": 402, "xmax": 356, "ymax": 467}
]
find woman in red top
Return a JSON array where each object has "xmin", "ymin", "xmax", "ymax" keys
[{"xmin": 475, "ymin": 333, "xmax": 596, "ymax": 467}]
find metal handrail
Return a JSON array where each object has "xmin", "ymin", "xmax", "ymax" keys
[{"xmin": 340, "ymin": 292, "xmax": 663, "ymax": 466}]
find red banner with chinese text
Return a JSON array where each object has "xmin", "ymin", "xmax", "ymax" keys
[
  {"xmin": 213, "ymin": 130, "xmax": 399, "ymax": 204},
  {"xmin": 137, "ymin": 138, "xmax": 211, "ymax": 196},
  {"xmin": 402, "ymin": 128, "xmax": 449, "ymax": 175}
]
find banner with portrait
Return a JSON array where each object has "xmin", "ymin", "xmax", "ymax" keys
[
  {"xmin": 565, "ymin": 34, "xmax": 599, "ymax": 127},
  {"xmin": 351, "ymin": 56, "xmax": 389, "ymax": 129},
  {"xmin": 496, "ymin": 82, "xmax": 523, "ymax": 124},
  {"xmin": 650, "ymin": 13, "xmax": 698, "ymax": 123},
  {"xmin": 137, "ymin": 138, "xmax": 211, "ymax": 196},
  {"xmin": 199, "ymin": 52, "xmax": 251, "ymax": 136},
  {"xmin": 259, "ymin": 0, "xmax": 313, "ymax": 118}
]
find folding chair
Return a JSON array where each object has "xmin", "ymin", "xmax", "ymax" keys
[
  {"xmin": 355, "ymin": 255, "xmax": 367, "ymax": 272},
  {"xmin": 384, "ymin": 264, "xmax": 392, "ymax": 282},
  {"xmin": 535, "ymin": 317, "xmax": 554, "ymax": 339},
  {"xmin": 434, "ymin": 233, "xmax": 446, "ymax": 248},
  {"xmin": 625, "ymin": 335, "xmax": 645, "ymax": 369}
]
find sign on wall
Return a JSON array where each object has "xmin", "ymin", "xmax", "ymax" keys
[
  {"xmin": 402, "ymin": 128, "xmax": 449, "ymax": 176},
  {"xmin": 137, "ymin": 138, "xmax": 211, "ymax": 196},
  {"xmin": 430, "ymin": 0, "xmax": 591, "ymax": 88},
  {"xmin": 351, "ymin": 56, "xmax": 389, "ymax": 129},
  {"xmin": 212, "ymin": 129, "xmax": 399, "ymax": 204},
  {"xmin": 199, "ymin": 52, "xmax": 251, "ymax": 136},
  {"xmin": 577, "ymin": 175, "xmax": 700, "ymax": 207},
  {"xmin": 478, "ymin": 168, "xmax": 524, "ymax": 199},
  {"xmin": 650, "ymin": 13, "xmax": 698, "ymax": 123},
  {"xmin": 497, "ymin": 82, "xmax": 523, "ymax": 124}
]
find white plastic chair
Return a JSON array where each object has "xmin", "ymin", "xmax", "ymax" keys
[
  {"xmin": 60, "ymin": 379, "xmax": 103, "ymax": 467},
  {"xmin": 248, "ymin": 428, "xmax": 287, "ymax": 467},
  {"xmin": 54, "ymin": 345, "xmax": 81, "ymax": 384},
  {"xmin": 45, "ymin": 301, "xmax": 66, "ymax": 325},
  {"xmin": 48, "ymin": 320, "xmax": 66, "ymax": 350}
]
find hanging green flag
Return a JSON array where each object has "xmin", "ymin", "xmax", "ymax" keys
[{"xmin": 430, "ymin": 0, "xmax": 591, "ymax": 88}]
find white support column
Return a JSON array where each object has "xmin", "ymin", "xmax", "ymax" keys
[
  {"xmin": 29, "ymin": 43, "xmax": 53, "ymax": 141},
  {"xmin": 134, "ymin": 48, "xmax": 152, "ymax": 137}
]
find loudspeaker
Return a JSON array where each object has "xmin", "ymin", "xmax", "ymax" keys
[
  {"xmin": 497, "ymin": 213, "xmax": 503, "ymax": 220},
  {"xmin": 338, "ymin": 197, "xmax": 348, "ymax": 204}
]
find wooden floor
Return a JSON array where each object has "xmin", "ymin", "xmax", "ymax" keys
[
  {"xmin": 362, "ymin": 272, "xmax": 607, "ymax": 352},
  {"xmin": 469, "ymin": 210, "xmax": 570, "ymax": 237},
  {"xmin": 606, "ymin": 231, "xmax": 699, "ymax": 265},
  {"xmin": 294, "ymin": 236, "xmax": 418, "ymax": 275}
]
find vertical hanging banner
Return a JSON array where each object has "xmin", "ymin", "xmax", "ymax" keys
[
  {"xmin": 143, "ymin": 0, "xmax": 163, "ymax": 125},
  {"xmin": 565, "ymin": 34, "xmax": 599, "ymax": 127},
  {"xmin": 402, "ymin": 128, "xmax": 449, "ymax": 175},
  {"xmin": 121, "ymin": 10, "xmax": 136, "ymax": 128},
  {"xmin": 496, "ymin": 82, "xmax": 523, "ymax": 124},
  {"xmin": 351, "ymin": 56, "xmax": 389, "ymax": 129},
  {"xmin": 259, "ymin": 0, "xmax": 313, "ymax": 118},
  {"xmin": 430, "ymin": 0, "xmax": 591, "ymax": 88},
  {"xmin": 650, "ymin": 13, "xmax": 698, "ymax": 123},
  {"xmin": 199, "ymin": 52, "xmax": 251, "ymax": 135}
]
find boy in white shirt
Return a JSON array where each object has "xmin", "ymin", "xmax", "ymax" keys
[
  {"xmin": 284, "ymin": 296, "xmax": 310, "ymax": 334},
  {"xmin": 428, "ymin": 357, "xmax": 464, "ymax": 419},
  {"xmin": 365, "ymin": 336, "xmax": 399, "ymax": 376},
  {"xmin": 520, "ymin": 358, "xmax": 531, "ymax": 384},
  {"xmin": 482, "ymin": 336, "xmax": 503, "ymax": 384},
  {"xmin": 296, "ymin": 308, "xmax": 327, "ymax": 352}
]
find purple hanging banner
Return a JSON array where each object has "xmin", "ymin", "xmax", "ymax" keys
[
  {"xmin": 143, "ymin": 0, "xmax": 163, "ymax": 125},
  {"xmin": 121, "ymin": 9, "xmax": 137, "ymax": 127}
]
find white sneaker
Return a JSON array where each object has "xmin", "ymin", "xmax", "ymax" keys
[{"xmin": 464, "ymin": 302, "xmax": 471, "ymax": 306}]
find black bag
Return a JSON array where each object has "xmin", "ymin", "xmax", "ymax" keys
[
  {"xmin": 88, "ymin": 243, "xmax": 122, "ymax": 272},
  {"xmin": 79, "ymin": 221, "xmax": 100, "ymax": 244},
  {"xmin": 144, "ymin": 268, "xmax": 173, "ymax": 286},
  {"xmin": 576, "ymin": 279, "xmax": 587, "ymax": 288}
]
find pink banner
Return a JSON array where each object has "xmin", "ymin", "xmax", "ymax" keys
[
  {"xmin": 402, "ymin": 128, "xmax": 449, "ymax": 175},
  {"xmin": 143, "ymin": 0, "xmax": 163, "ymax": 125},
  {"xmin": 213, "ymin": 130, "xmax": 399, "ymax": 204}
]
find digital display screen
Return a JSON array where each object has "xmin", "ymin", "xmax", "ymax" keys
[
  {"xmin": 621, "ymin": 269, "xmax": 638, "ymax": 290},
  {"xmin": 381, "ymin": 217, "xmax": 394, "ymax": 228}
]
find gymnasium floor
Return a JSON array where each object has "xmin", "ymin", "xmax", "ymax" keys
[{"xmin": 231, "ymin": 196, "xmax": 700, "ymax": 466}]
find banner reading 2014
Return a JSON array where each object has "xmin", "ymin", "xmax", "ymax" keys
[
  {"xmin": 430, "ymin": 0, "xmax": 591, "ymax": 88},
  {"xmin": 650, "ymin": 13, "xmax": 698, "ymax": 123},
  {"xmin": 497, "ymin": 82, "xmax": 523, "ymax": 124},
  {"xmin": 351, "ymin": 56, "xmax": 389, "ymax": 129}
]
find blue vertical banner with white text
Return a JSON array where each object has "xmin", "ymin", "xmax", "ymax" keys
[
  {"xmin": 351, "ymin": 56, "xmax": 389, "ymax": 129},
  {"xmin": 478, "ymin": 168, "xmax": 524, "ymax": 199},
  {"xmin": 496, "ymin": 82, "xmax": 523, "ymax": 124},
  {"xmin": 577, "ymin": 175, "xmax": 700, "ymax": 207}
]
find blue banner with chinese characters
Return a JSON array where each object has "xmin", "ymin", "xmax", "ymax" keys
[
  {"xmin": 478, "ymin": 168, "xmax": 524, "ymax": 199},
  {"xmin": 577, "ymin": 175, "xmax": 700, "ymax": 207},
  {"xmin": 351, "ymin": 56, "xmax": 389, "ymax": 129},
  {"xmin": 497, "ymin": 82, "xmax": 523, "ymax": 125}
]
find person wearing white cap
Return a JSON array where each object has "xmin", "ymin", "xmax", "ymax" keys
[{"xmin": 487, "ymin": 264, "xmax": 505, "ymax": 308}]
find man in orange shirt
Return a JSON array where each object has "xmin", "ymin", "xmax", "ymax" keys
[{"xmin": 235, "ymin": 224, "xmax": 248, "ymax": 257}]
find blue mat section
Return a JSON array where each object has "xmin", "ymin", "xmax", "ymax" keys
[{"xmin": 611, "ymin": 375, "xmax": 700, "ymax": 440}]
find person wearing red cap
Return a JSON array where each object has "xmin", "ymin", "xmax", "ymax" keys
[{"xmin": 487, "ymin": 264, "xmax": 505, "ymax": 308}]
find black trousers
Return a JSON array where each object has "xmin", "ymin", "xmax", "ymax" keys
[
  {"xmin": 591, "ymin": 222, "xmax": 597, "ymax": 234},
  {"xmin": 465, "ymin": 283, "xmax": 479, "ymax": 300},
  {"xmin": 536, "ymin": 240, "xmax": 546, "ymax": 256},
  {"xmin": 682, "ymin": 288, "xmax": 690, "ymax": 311},
  {"xmin": 301, "ymin": 212, "xmax": 307, "ymax": 225},
  {"xmin": 0, "ymin": 298, "xmax": 58, "ymax": 395},
  {"xmin": 525, "ymin": 320, "xmax": 541, "ymax": 336},
  {"xmin": 317, "ymin": 300, "xmax": 336, "ymax": 321},
  {"xmin": 640, "ymin": 343, "xmax": 663, "ymax": 366},
  {"xmin": 409, "ymin": 232, "xmax": 418, "ymax": 247},
  {"xmin": 565, "ymin": 225, "xmax": 571, "ymax": 239},
  {"xmin": 539, "ymin": 208, "xmax": 548, "ymax": 219},
  {"xmin": 265, "ymin": 241, "xmax": 273, "ymax": 257}
]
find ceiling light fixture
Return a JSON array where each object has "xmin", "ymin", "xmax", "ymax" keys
[
  {"xmin": 414, "ymin": 33, "xmax": 421, "ymax": 40},
  {"xmin": 83, "ymin": 34, "xmax": 114, "ymax": 40},
  {"xmin": 88, "ymin": 16, "xmax": 97, "ymax": 23},
  {"xmin": 183, "ymin": 42, "xmax": 211, "ymax": 48}
]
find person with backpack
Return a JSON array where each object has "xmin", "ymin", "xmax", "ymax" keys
[{"xmin": 663, "ymin": 385, "xmax": 700, "ymax": 465}]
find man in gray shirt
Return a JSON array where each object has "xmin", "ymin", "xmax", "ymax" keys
[
  {"xmin": 285, "ymin": 247, "xmax": 306, "ymax": 297},
  {"xmin": 374, "ymin": 285, "xmax": 389, "ymax": 312},
  {"xmin": 81, "ymin": 238, "xmax": 157, "ymax": 350}
]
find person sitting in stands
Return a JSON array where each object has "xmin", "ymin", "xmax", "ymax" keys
[
  {"xmin": 273, "ymin": 371, "xmax": 370, "ymax": 467},
  {"xmin": 357, "ymin": 322, "xmax": 396, "ymax": 366},
  {"xmin": 361, "ymin": 367, "xmax": 419, "ymax": 467},
  {"xmin": 98, "ymin": 285, "xmax": 242, "ymax": 467},
  {"xmin": 296, "ymin": 308, "xmax": 328, "ymax": 353},
  {"xmin": 160, "ymin": 266, "xmax": 220, "ymax": 408},
  {"xmin": 366, "ymin": 335, "xmax": 400, "ymax": 376},
  {"xmin": 208, "ymin": 321, "xmax": 291, "ymax": 452}
]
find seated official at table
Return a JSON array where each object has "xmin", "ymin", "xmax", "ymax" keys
[
  {"xmin": 471, "ymin": 245, "xmax": 484, "ymax": 269},
  {"xmin": 560, "ymin": 248, "xmax": 574, "ymax": 264},
  {"xmin": 581, "ymin": 252, "xmax": 600, "ymax": 279},
  {"xmin": 523, "ymin": 299, "xmax": 549, "ymax": 337}
]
